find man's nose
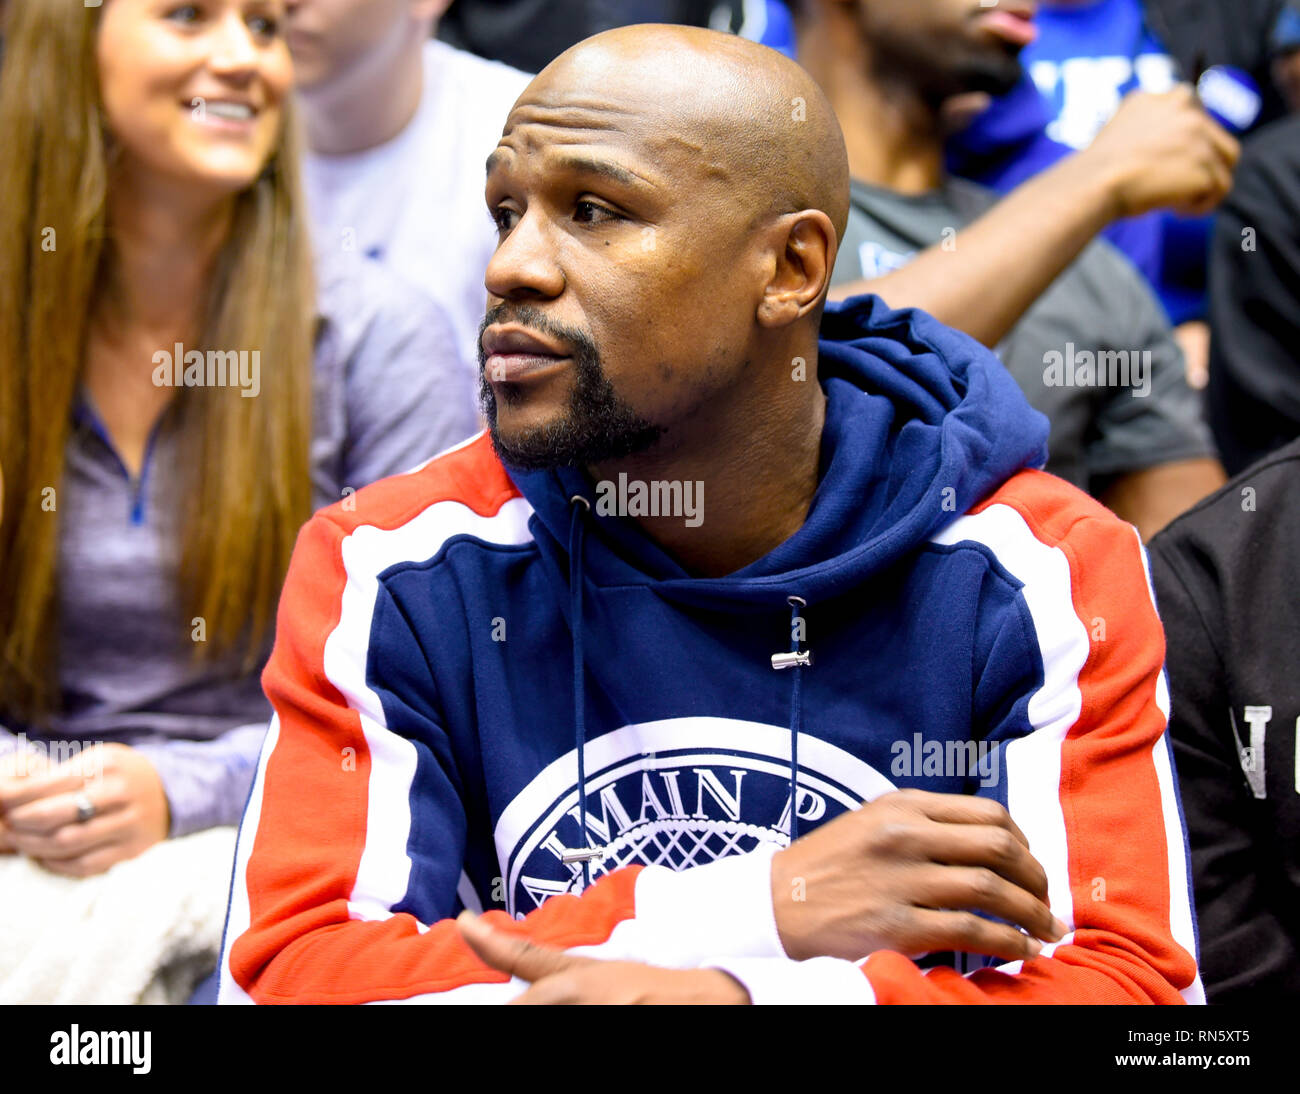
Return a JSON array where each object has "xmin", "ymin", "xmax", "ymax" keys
[{"xmin": 484, "ymin": 207, "xmax": 566, "ymax": 302}]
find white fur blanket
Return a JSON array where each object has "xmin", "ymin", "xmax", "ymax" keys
[{"xmin": 0, "ymin": 827, "xmax": 237, "ymax": 1004}]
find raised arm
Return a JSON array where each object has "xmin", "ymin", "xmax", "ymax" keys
[{"xmin": 836, "ymin": 89, "xmax": 1239, "ymax": 348}]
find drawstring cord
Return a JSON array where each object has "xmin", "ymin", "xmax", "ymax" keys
[
  {"xmin": 771, "ymin": 596, "xmax": 811, "ymax": 842},
  {"xmin": 563, "ymin": 493, "xmax": 812, "ymax": 882},
  {"xmin": 563, "ymin": 494, "xmax": 599, "ymax": 889}
]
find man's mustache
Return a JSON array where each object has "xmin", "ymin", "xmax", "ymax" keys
[{"xmin": 478, "ymin": 304, "xmax": 598, "ymax": 369}]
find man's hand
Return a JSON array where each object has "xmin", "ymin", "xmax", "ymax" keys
[
  {"xmin": 1084, "ymin": 87, "xmax": 1240, "ymax": 219},
  {"xmin": 0, "ymin": 743, "xmax": 170, "ymax": 876},
  {"xmin": 456, "ymin": 911, "xmax": 750, "ymax": 1004},
  {"xmin": 771, "ymin": 788, "xmax": 1067, "ymax": 963}
]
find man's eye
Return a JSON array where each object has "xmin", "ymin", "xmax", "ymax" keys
[
  {"xmin": 574, "ymin": 200, "xmax": 623, "ymax": 225},
  {"xmin": 490, "ymin": 206, "xmax": 519, "ymax": 232}
]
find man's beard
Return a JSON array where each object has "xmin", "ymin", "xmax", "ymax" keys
[
  {"xmin": 947, "ymin": 52, "xmax": 1024, "ymax": 99},
  {"xmin": 890, "ymin": 48, "xmax": 1024, "ymax": 107},
  {"xmin": 861, "ymin": 16, "xmax": 1025, "ymax": 107},
  {"xmin": 478, "ymin": 304, "xmax": 664, "ymax": 471}
]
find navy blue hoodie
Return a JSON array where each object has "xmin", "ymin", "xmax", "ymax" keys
[{"xmin": 220, "ymin": 296, "xmax": 1202, "ymax": 1005}]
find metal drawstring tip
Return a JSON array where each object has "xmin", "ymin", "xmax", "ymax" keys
[
  {"xmin": 771, "ymin": 650, "xmax": 813, "ymax": 670},
  {"xmin": 560, "ymin": 847, "xmax": 603, "ymax": 864}
]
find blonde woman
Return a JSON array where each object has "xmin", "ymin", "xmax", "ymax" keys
[{"xmin": 0, "ymin": 0, "xmax": 475, "ymax": 998}]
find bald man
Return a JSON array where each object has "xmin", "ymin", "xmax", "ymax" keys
[{"xmin": 219, "ymin": 26, "xmax": 1201, "ymax": 1005}]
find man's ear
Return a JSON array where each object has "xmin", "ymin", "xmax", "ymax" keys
[{"xmin": 756, "ymin": 210, "xmax": 837, "ymax": 329}]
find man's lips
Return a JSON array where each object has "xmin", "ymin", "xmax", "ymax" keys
[
  {"xmin": 974, "ymin": 7, "xmax": 1038, "ymax": 48},
  {"xmin": 482, "ymin": 326, "xmax": 572, "ymax": 383},
  {"xmin": 485, "ymin": 351, "xmax": 572, "ymax": 383}
]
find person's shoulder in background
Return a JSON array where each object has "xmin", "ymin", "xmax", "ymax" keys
[
  {"xmin": 1146, "ymin": 435, "xmax": 1300, "ymax": 1003},
  {"xmin": 1146, "ymin": 433, "xmax": 1300, "ymax": 713},
  {"xmin": 1015, "ymin": 230, "xmax": 1215, "ymax": 482},
  {"xmin": 1207, "ymin": 113, "xmax": 1300, "ymax": 474},
  {"xmin": 1148, "ymin": 434, "xmax": 1300, "ymax": 572},
  {"xmin": 423, "ymin": 36, "xmax": 533, "ymax": 138},
  {"xmin": 310, "ymin": 248, "xmax": 481, "ymax": 510}
]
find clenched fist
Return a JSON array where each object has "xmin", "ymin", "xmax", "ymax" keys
[{"xmin": 1083, "ymin": 86, "xmax": 1240, "ymax": 219}]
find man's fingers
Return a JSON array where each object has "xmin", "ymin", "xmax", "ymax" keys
[
  {"xmin": 916, "ymin": 822, "xmax": 1050, "ymax": 904},
  {"xmin": 887, "ymin": 789, "xmax": 1031, "ymax": 847},
  {"xmin": 456, "ymin": 911, "xmax": 590, "ymax": 983},
  {"xmin": 509, "ymin": 973, "xmax": 585, "ymax": 1005},
  {"xmin": 1201, "ymin": 118, "xmax": 1241, "ymax": 172},
  {"xmin": 919, "ymin": 864, "xmax": 1066, "ymax": 943},
  {"xmin": 1206, "ymin": 153, "xmax": 1235, "ymax": 204},
  {"xmin": 900, "ymin": 907, "xmax": 1050, "ymax": 964}
]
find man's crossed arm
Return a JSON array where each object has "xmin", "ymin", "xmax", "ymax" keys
[{"xmin": 456, "ymin": 789, "xmax": 1065, "ymax": 1004}]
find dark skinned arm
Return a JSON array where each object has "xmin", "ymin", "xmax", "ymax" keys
[
  {"xmin": 834, "ymin": 89, "xmax": 1240, "ymax": 348},
  {"xmin": 1101, "ymin": 457, "xmax": 1227, "ymax": 541}
]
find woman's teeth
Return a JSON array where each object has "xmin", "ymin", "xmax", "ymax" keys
[{"xmin": 206, "ymin": 102, "xmax": 254, "ymax": 121}]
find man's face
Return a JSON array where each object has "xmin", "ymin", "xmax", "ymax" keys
[
  {"xmin": 281, "ymin": 0, "xmax": 409, "ymax": 88},
  {"xmin": 854, "ymin": 0, "xmax": 1036, "ymax": 102},
  {"xmin": 479, "ymin": 58, "xmax": 768, "ymax": 471}
]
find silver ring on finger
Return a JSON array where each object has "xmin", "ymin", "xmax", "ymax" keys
[{"xmin": 74, "ymin": 792, "xmax": 96, "ymax": 824}]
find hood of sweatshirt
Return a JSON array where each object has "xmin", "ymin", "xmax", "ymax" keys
[{"xmin": 506, "ymin": 293, "xmax": 1049, "ymax": 610}]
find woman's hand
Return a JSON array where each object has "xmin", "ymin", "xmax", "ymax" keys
[
  {"xmin": 0, "ymin": 743, "xmax": 171, "ymax": 876},
  {"xmin": 0, "ymin": 743, "xmax": 51, "ymax": 853}
]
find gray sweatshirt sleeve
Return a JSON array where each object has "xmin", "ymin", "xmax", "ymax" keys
[
  {"xmin": 1080, "ymin": 242, "xmax": 1216, "ymax": 480},
  {"xmin": 310, "ymin": 253, "xmax": 481, "ymax": 501},
  {"xmin": 343, "ymin": 278, "xmax": 480, "ymax": 488},
  {"xmin": 134, "ymin": 721, "xmax": 269, "ymax": 837}
]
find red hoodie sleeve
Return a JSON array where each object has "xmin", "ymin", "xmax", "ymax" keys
[{"xmin": 716, "ymin": 471, "xmax": 1202, "ymax": 1004}]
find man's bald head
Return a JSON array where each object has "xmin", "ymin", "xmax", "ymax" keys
[
  {"xmin": 525, "ymin": 24, "xmax": 850, "ymax": 246},
  {"xmin": 480, "ymin": 24, "xmax": 845, "ymax": 474}
]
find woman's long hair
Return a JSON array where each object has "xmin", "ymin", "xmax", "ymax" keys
[{"xmin": 0, "ymin": 1, "xmax": 315, "ymax": 722}]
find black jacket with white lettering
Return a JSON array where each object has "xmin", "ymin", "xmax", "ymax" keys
[{"xmin": 1149, "ymin": 439, "xmax": 1300, "ymax": 1002}]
